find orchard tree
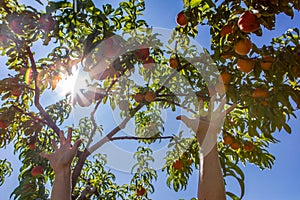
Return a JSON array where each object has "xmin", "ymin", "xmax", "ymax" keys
[{"xmin": 0, "ymin": 0, "xmax": 299, "ymax": 199}]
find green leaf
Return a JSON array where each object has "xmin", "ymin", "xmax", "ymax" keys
[
  {"xmin": 190, "ymin": 0, "xmax": 201, "ymax": 7},
  {"xmin": 46, "ymin": 1, "xmax": 73, "ymax": 14},
  {"xmin": 34, "ymin": 0, "xmax": 43, "ymax": 6},
  {"xmin": 283, "ymin": 123, "xmax": 292, "ymax": 134},
  {"xmin": 226, "ymin": 191, "xmax": 240, "ymax": 200}
]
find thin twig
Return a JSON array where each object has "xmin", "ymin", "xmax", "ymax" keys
[
  {"xmin": 225, "ymin": 103, "xmax": 237, "ymax": 115},
  {"xmin": 88, "ymin": 103, "xmax": 144, "ymax": 154},
  {"xmin": 87, "ymin": 69, "xmax": 127, "ymax": 148},
  {"xmin": 155, "ymin": 98, "xmax": 198, "ymax": 115},
  {"xmin": 76, "ymin": 185, "xmax": 96, "ymax": 200},
  {"xmin": 111, "ymin": 135, "xmax": 174, "ymax": 141}
]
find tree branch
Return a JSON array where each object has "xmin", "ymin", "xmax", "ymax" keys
[
  {"xmin": 86, "ymin": 77, "xmax": 120, "ymax": 149},
  {"xmin": 26, "ymin": 46, "xmax": 61, "ymax": 135},
  {"xmin": 72, "ymin": 66, "xmax": 128, "ymax": 191},
  {"xmin": 75, "ymin": 185, "xmax": 96, "ymax": 200},
  {"xmin": 88, "ymin": 103, "xmax": 144, "ymax": 154},
  {"xmin": 110, "ymin": 135, "xmax": 174, "ymax": 141},
  {"xmin": 71, "ymin": 58, "xmax": 196, "ymax": 191},
  {"xmin": 11, "ymin": 105, "xmax": 47, "ymax": 125},
  {"xmin": 225, "ymin": 103, "xmax": 237, "ymax": 115},
  {"xmin": 155, "ymin": 98, "xmax": 198, "ymax": 115}
]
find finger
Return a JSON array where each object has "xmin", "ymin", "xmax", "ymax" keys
[
  {"xmin": 72, "ymin": 139, "xmax": 82, "ymax": 151},
  {"xmin": 176, "ymin": 115, "xmax": 182, "ymax": 120},
  {"xmin": 209, "ymin": 95, "xmax": 215, "ymax": 113},
  {"xmin": 207, "ymin": 96, "xmax": 215, "ymax": 120},
  {"xmin": 39, "ymin": 152, "xmax": 51, "ymax": 160},
  {"xmin": 213, "ymin": 96, "xmax": 226, "ymax": 114},
  {"xmin": 217, "ymin": 97, "xmax": 226, "ymax": 113},
  {"xmin": 59, "ymin": 130, "xmax": 66, "ymax": 145},
  {"xmin": 198, "ymin": 99, "xmax": 204, "ymax": 114},
  {"xmin": 67, "ymin": 127, "xmax": 72, "ymax": 144},
  {"xmin": 176, "ymin": 115, "xmax": 198, "ymax": 133},
  {"xmin": 51, "ymin": 139, "xmax": 58, "ymax": 151}
]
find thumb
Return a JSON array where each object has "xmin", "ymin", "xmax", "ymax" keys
[
  {"xmin": 176, "ymin": 115, "xmax": 199, "ymax": 133},
  {"xmin": 72, "ymin": 139, "xmax": 82, "ymax": 151}
]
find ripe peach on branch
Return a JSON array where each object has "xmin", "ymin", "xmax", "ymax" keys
[
  {"xmin": 31, "ymin": 166, "xmax": 44, "ymax": 177},
  {"xmin": 252, "ymin": 88, "xmax": 269, "ymax": 98},
  {"xmin": 220, "ymin": 24, "xmax": 235, "ymax": 37},
  {"xmin": 237, "ymin": 58, "xmax": 255, "ymax": 73},
  {"xmin": 238, "ymin": 11, "xmax": 260, "ymax": 33},
  {"xmin": 136, "ymin": 187, "xmax": 146, "ymax": 196},
  {"xmin": 176, "ymin": 11, "xmax": 188, "ymax": 26},
  {"xmin": 234, "ymin": 38, "xmax": 252, "ymax": 55},
  {"xmin": 173, "ymin": 159, "xmax": 183, "ymax": 170}
]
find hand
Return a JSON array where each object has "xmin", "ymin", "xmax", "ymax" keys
[
  {"xmin": 40, "ymin": 128, "xmax": 82, "ymax": 173},
  {"xmin": 176, "ymin": 96, "xmax": 229, "ymax": 154}
]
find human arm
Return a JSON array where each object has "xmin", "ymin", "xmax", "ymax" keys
[
  {"xmin": 40, "ymin": 128, "xmax": 81, "ymax": 200},
  {"xmin": 177, "ymin": 96, "xmax": 228, "ymax": 200}
]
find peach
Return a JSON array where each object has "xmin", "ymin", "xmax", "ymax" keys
[
  {"xmin": 218, "ymin": 72, "xmax": 231, "ymax": 84},
  {"xmin": 135, "ymin": 45, "xmax": 150, "ymax": 61},
  {"xmin": 119, "ymin": 100, "xmax": 129, "ymax": 111},
  {"xmin": 260, "ymin": 55, "xmax": 274, "ymax": 71},
  {"xmin": 230, "ymin": 142, "xmax": 239, "ymax": 150},
  {"xmin": 243, "ymin": 141, "xmax": 255, "ymax": 152},
  {"xmin": 221, "ymin": 54, "xmax": 233, "ymax": 59},
  {"xmin": 238, "ymin": 11, "xmax": 260, "ymax": 33},
  {"xmin": 11, "ymin": 87, "xmax": 22, "ymax": 97},
  {"xmin": 237, "ymin": 58, "xmax": 254, "ymax": 73},
  {"xmin": 252, "ymin": 88, "xmax": 268, "ymax": 98},
  {"xmin": 176, "ymin": 11, "xmax": 188, "ymax": 26},
  {"xmin": 10, "ymin": 18, "xmax": 23, "ymax": 34},
  {"xmin": 0, "ymin": 120, "xmax": 7, "ymax": 129},
  {"xmin": 234, "ymin": 38, "xmax": 252, "ymax": 55},
  {"xmin": 134, "ymin": 93, "xmax": 144, "ymax": 103},
  {"xmin": 173, "ymin": 159, "xmax": 183, "ymax": 170},
  {"xmin": 28, "ymin": 142, "xmax": 36, "ymax": 150},
  {"xmin": 220, "ymin": 24, "xmax": 234, "ymax": 37},
  {"xmin": 39, "ymin": 15, "xmax": 55, "ymax": 32},
  {"xmin": 261, "ymin": 100, "xmax": 268, "ymax": 106},
  {"xmin": 31, "ymin": 166, "xmax": 44, "ymax": 177},
  {"xmin": 136, "ymin": 187, "xmax": 146, "ymax": 196},
  {"xmin": 169, "ymin": 57, "xmax": 179, "ymax": 69},
  {"xmin": 144, "ymin": 91, "xmax": 156, "ymax": 102},
  {"xmin": 223, "ymin": 135, "xmax": 234, "ymax": 145}
]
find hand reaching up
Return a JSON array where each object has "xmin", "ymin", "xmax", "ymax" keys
[
  {"xmin": 40, "ymin": 128, "xmax": 82, "ymax": 173},
  {"xmin": 177, "ymin": 96, "xmax": 234, "ymax": 200},
  {"xmin": 176, "ymin": 96, "xmax": 234, "ymax": 155}
]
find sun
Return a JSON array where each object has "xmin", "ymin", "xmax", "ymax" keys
[
  {"xmin": 56, "ymin": 75, "xmax": 77, "ymax": 96},
  {"xmin": 56, "ymin": 67, "xmax": 92, "ymax": 97},
  {"xmin": 56, "ymin": 69, "xmax": 80, "ymax": 96}
]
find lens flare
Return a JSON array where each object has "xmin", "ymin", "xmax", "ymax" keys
[{"xmin": 24, "ymin": 68, "xmax": 32, "ymax": 85}]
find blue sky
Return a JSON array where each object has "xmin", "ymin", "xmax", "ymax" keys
[{"xmin": 1, "ymin": 0, "xmax": 300, "ymax": 199}]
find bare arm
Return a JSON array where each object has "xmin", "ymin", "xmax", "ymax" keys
[
  {"xmin": 40, "ymin": 128, "xmax": 81, "ymax": 200},
  {"xmin": 198, "ymin": 144, "xmax": 225, "ymax": 200},
  {"xmin": 177, "ymin": 96, "xmax": 227, "ymax": 200}
]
